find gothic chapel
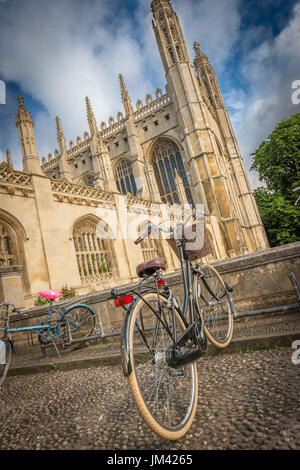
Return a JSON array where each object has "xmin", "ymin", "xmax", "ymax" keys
[{"xmin": 0, "ymin": 0, "xmax": 269, "ymax": 307}]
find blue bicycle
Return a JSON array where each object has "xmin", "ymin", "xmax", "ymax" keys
[{"xmin": 0, "ymin": 289, "xmax": 100, "ymax": 385}]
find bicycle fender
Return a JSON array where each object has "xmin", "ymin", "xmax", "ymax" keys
[
  {"xmin": 121, "ymin": 297, "xmax": 139, "ymax": 378},
  {"xmin": 64, "ymin": 303, "xmax": 93, "ymax": 314}
]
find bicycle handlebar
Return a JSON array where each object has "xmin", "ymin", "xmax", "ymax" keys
[
  {"xmin": 0, "ymin": 302, "xmax": 26, "ymax": 316},
  {"xmin": 134, "ymin": 210, "xmax": 210, "ymax": 244},
  {"xmin": 134, "ymin": 227, "xmax": 152, "ymax": 245}
]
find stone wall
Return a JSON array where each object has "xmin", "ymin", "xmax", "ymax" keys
[{"xmin": 9, "ymin": 242, "xmax": 300, "ymax": 352}]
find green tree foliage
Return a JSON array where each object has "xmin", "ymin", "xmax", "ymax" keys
[
  {"xmin": 253, "ymin": 188, "xmax": 299, "ymax": 246},
  {"xmin": 251, "ymin": 113, "xmax": 300, "ymax": 246}
]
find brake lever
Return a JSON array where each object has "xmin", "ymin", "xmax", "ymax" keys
[{"xmin": 110, "ymin": 288, "xmax": 118, "ymax": 299}]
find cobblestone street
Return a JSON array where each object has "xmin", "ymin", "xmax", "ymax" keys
[{"xmin": 0, "ymin": 348, "xmax": 299, "ymax": 450}]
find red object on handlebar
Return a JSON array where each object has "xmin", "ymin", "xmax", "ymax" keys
[
  {"xmin": 157, "ymin": 279, "xmax": 165, "ymax": 286},
  {"xmin": 114, "ymin": 295, "xmax": 133, "ymax": 307}
]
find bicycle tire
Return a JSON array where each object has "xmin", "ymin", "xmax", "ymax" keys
[
  {"xmin": 194, "ymin": 263, "xmax": 234, "ymax": 348},
  {"xmin": 64, "ymin": 305, "xmax": 96, "ymax": 341},
  {"xmin": 126, "ymin": 292, "xmax": 198, "ymax": 440},
  {"xmin": 0, "ymin": 340, "xmax": 12, "ymax": 386}
]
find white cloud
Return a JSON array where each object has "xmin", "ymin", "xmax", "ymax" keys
[
  {"xmin": 172, "ymin": 0, "xmax": 241, "ymax": 71},
  {"xmin": 227, "ymin": 2, "xmax": 300, "ymax": 187},
  {"xmin": 0, "ymin": 0, "xmax": 299, "ymax": 193},
  {"xmin": 0, "ymin": 0, "xmax": 156, "ymax": 167}
]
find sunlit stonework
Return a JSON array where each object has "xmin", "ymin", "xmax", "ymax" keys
[{"xmin": 0, "ymin": 0, "xmax": 269, "ymax": 307}]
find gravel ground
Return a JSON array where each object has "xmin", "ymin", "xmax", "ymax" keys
[{"xmin": 1, "ymin": 348, "xmax": 299, "ymax": 450}]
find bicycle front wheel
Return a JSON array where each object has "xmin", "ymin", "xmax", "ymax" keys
[
  {"xmin": 127, "ymin": 292, "xmax": 198, "ymax": 440},
  {"xmin": 0, "ymin": 340, "xmax": 12, "ymax": 386},
  {"xmin": 194, "ymin": 263, "xmax": 234, "ymax": 348}
]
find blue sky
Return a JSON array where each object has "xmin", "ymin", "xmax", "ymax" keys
[{"xmin": 0, "ymin": 0, "xmax": 299, "ymax": 188}]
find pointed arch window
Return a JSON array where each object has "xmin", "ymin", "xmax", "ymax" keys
[
  {"xmin": 0, "ymin": 224, "xmax": 16, "ymax": 267},
  {"xmin": 115, "ymin": 159, "xmax": 137, "ymax": 196},
  {"xmin": 152, "ymin": 140, "xmax": 193, "ymax": 206},
  {"xmin": 73, "ymin": 218, "xmax": 115, "ymax": 285},
  {"xmin": 138, "ymin": 221, "xmax": 162, "ymax": 263}
]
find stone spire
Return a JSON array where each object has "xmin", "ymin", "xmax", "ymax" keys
[
  {"xmin": 193, "ymin": 42, "xmax": 224, "ymax": 109},
  {"xmin": 119, "ymin": 74, "xmax": 134, "ymax": 117},
  {"xmin": 15, "ymin": 94, "xmax": 42, "ymax": 175},
  {"xmin": 193, "ymin": 42, "xmax": 208, "ymax": 67},
  {"xmin": 55, "ymin": 116, "xmax": 67, "ymax": 154},
  {"xmin": 55, "ymin": 116, "xmax": 71, "ymax": 180},
  {"xmin": 151, "ymin": 0, "xmax": 172, "ymax": 14},
  {"xmin": 85, "ymin": 97, "xmax": 116, "ymax": 192},
  {"xmin": 151, "ymin": 0, "xmax": 190, "ymax": 73},
  {"xmin": 6, "ymin": 149, "xmax": 13, "ymax": 168},
  {"xmin": 85, "ymin": 96, "xmax": 98, "ymax": 137},
  {"xmin": 15, "ymin": 94, "xmax": 34, "ymax": 127}
]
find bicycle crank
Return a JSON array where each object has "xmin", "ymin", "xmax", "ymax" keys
[{"xmin": 165, "ymin": 322, "xmax": 207, "ymax": 368}]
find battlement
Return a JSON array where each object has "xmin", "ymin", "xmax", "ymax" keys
[
  {"xmin": 134, "ymin": 90, "xmax": 170, "ymax": 121},
  {"xmin": 41, "ymin": 86, "xmax": 171, "ymax": 168}
]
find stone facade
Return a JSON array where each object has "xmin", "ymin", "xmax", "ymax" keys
[
  {"xmin": 0, "ymin": 0, "xmax": 269, "ymax": 307},
  {"xmin": 9, "ymin": 242, "xmax": 300, "ymax": 355}
]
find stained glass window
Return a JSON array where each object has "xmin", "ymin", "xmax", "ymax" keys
[
  {"xmin": 152, "ymin": 140, "xmax": 193, "ymax": 206},
  {"xmin": 115, "ymin": 159, "xmax": 137, "ymax": 196}
]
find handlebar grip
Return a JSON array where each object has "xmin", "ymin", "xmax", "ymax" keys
[{"xmin": 134, "ymin": 228, "xmax": 151, "ymax": 245}]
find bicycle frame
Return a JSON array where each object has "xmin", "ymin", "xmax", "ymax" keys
[
  {"xmin": 119, "ymin": 240, "xmax": 205, "ymax": 377},
  {"xmin": 5, "ymin": 302, "xmax": 89, "ymax": 343}
]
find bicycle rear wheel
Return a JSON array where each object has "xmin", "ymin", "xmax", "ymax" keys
[
  {"xmin": 0, "ymin": 340, "xmax": 12, "ymax": 386},
  {"xmin": 194, "ymin": 263, "xmax": 234, "ymax": 348},
  {"xmin": 64, "ymin": 305, "xmax": 96, "ymax": 341},
  {"xmin": 126, "ymin": 292, "xmax": 198, "ymax": 440}
]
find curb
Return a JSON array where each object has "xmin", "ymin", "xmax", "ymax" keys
[{"xmin": 7, "ymin": 330, "xmax": 300, "ymax": 378}]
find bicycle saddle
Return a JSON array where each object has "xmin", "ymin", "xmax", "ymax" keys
[
  {"xmin": 136, "ymin": 258, "xmax": 166, "ymax": 278},
  {"xmin": 39, "ymin": 289, "xmax": 61, "ymax": 300}
]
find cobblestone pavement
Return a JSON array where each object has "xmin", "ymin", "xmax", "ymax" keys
[
  {"xmin": 9, "ymin": 309, "xmax": 300, "ymax": 368},
  {"xmin": 1, "ymin": 348, "xmax": 299, "ymax": 450}
]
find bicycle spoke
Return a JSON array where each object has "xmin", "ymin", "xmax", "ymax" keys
[
  {"xmin": 196, "ymin": 264, "xmax": 233, "ymax": 346},
  {"xmin": 127, "ymin": 293, "xmax": 197, "ymax": 437}
]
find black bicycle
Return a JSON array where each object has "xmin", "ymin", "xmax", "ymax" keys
[{"xmin": 111, "ymin": 211, "xmax": 235, "ymax": 440}]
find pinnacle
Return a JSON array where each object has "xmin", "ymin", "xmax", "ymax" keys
[
  {"xmin": 17, "ymin": 94, "xmax": 24, "ymax": 106},
  {"xmin": 119, "ymin": 74, "xmax": 128, "ymax": 97},
  {"xmin": 193, "ymin": 42, "xmax": 208, "ymax": 62},
  {"xmin": 16, "ymin": 94, "xmax": 33, "ymax": 127},
  {"xmin": 85, "ymin": 96, "xmax": 98, "ymax": 136},
  {"xmin": 86, "ymin": 96, "xmax": 95, "ymax": 119},
  {"xmin": 119, "ymin": 74, "xmax": 133, "ymax": 116},
  {"xmin": 151, "ymin": 0, "xmax": 172, "ymax": 11},
  {"xmin": 56, "ymin": 116, "xmax": 64, "ymax": 137},
  {"xmin": 6, "ymin": 149, "xmax": 13, "ymax": 168},
  {"xmin": 56, "ymin": 115, "xmax": 61, "ymax": 127}
]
